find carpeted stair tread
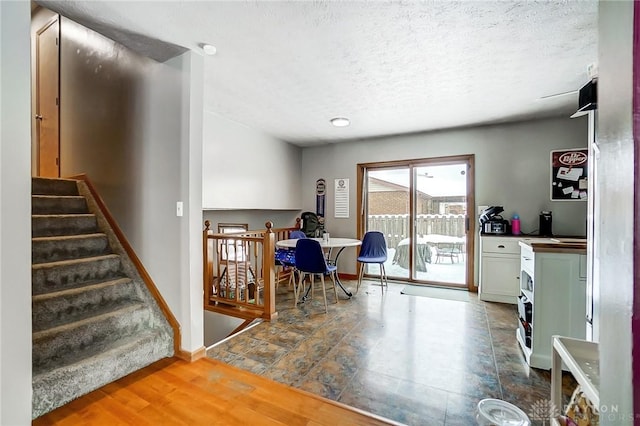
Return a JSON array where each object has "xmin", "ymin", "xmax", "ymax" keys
[
  {"xmin": 32, "ymin": 177, "xmax": 79, "ymax": 196},
  {"xmin": 32, "ymin": 277, "xmax": 138, "ymax": 332},
  {"xmin": 32, "ymin": 328, "xmax": 173, "ymax": 418},
  {"xmin": 32, "ymin": 195, "xmax": 89, "ymax": 215},
  {"xmin": 32, "ymin": 254, "xmax": 124, "ymax": 295},
  {"xmin": 32, "ymin": 233, "xmax": 110, "ymax": 264},
  {"xmin": 30, "ymin": 177, "xmax": 174, "ymax": 419},
  {"xmin": 33, "ymin": 303, "xmax": 153, "ymax": 372},
  {"xmin": 32, "ymin": 214, "xmax": 98, "ymax": 237}
]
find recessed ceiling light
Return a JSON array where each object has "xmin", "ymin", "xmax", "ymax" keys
[
  {"xmin": 202, "ymin": 44, "xmax": 217, "ymax": 55},
  {"xmin": 330, "ymin": 117, "xmax": 350, "ymax": 127}
]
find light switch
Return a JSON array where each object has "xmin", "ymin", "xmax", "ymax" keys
[{"xmin": 176, "ymin": 201, "xmax": 183, "ymax": 217}]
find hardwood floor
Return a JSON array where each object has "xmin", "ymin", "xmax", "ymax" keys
[{"xmin": 33, "ymin": 357, "xmax": 401, "ymax": 425}]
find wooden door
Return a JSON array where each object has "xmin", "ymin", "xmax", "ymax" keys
[{"xmin": 35, "ymin": 18, "xmax": 60, "ymax": 177}]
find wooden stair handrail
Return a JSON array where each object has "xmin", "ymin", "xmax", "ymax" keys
[
  {"xmin": 69, "ymin": 174, "xmax": 181, "ymax": 355},
  {"xmin": 203, "ymin": 220, "xmax": 301, "ymax": 321}
]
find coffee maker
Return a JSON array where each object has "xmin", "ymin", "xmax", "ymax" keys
[
  {"xmin": 539, "ymin": 211, "xmax": 553, "ymax": 236},
  {"xmin": 479, "ymin": 206, "xmax": 510, "ymax": 235}
]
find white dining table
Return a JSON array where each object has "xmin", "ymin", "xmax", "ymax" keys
[{"xmin": 276, "ymin": 237, "xmax": 361, "ymax": 297}]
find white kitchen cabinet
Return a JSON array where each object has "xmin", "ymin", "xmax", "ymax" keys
[
  {"xmin": 479, "ymin": 236, "xmax": 528, "ymax": 304},
  {"xmin": 516, "ymin": 241, "xmax": 587, "ymax": 370}
]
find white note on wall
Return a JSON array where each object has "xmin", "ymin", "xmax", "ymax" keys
[{"xmin": 334, "ymin": 178, "xmax": 349, "ymax": 218}]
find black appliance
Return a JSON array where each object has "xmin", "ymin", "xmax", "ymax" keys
[
  {"xmin": 570, "ymin": 79, "xmax": 597, "ymax": 118},
  {"xmin": 539, "ymin": 211, "xmax": 553, "ymax": 236},
  {"xmin": 479, "ymin": 206, "xmax": 509, "ymax": 235}
]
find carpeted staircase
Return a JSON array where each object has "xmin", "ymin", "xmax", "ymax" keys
[{"xmin": 31, "ymin": 177, "xmax": 174, "ymax": 418}]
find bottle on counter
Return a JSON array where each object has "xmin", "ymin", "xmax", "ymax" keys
[{"xmin": 512, "ymin": 214, "xmax": 521, "ymax": 235}]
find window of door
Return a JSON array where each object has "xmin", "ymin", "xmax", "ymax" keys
[{"xmin": 357, "ymin": 155, "xmax": 475, "ymax": 290}]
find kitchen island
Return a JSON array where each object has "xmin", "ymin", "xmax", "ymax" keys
[{"xmin": 516, "ymin": 238, "xmax": 587, "ymax": 369}]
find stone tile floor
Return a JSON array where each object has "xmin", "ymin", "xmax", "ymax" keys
[{"xmin": 207, "ymin": 279, "xmax": 577, "ymax": 425}]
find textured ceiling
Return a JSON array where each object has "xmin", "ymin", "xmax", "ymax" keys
[{"xmin": 38, "ymin": 1, "xmax": 598, "ymax": 146}]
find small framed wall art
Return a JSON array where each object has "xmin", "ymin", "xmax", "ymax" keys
[{"xmin": 550, "ymin": 148, "xmax": 588, "ymax": 201}]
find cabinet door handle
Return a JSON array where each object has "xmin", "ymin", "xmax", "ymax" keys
[
  {"xmin": 523, "ymin": 257, "xmax": 531, "ymax": 261},
  {"xmin": 498, "ymin": 245, "xmax": 505, "ymax": 248},
  {"xmin": 516, "ymin": 276, "xmax": 520, "ymax": 279}
]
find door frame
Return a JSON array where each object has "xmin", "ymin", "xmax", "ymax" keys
[
  {"xmin": 357, "ymin": 154, "xmax": 476, "ymax": 292},
  {"xmin": 35, "ymin": 15, "xmax": 61, "ymax": 177}
]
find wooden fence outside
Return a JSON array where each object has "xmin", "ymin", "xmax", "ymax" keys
[{"xmin": 368, "ymin": 214, "xmax": 466, "ymax": 248}]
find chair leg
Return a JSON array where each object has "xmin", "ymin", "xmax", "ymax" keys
[
  {"xmin": 288, "ymin": 268, "xmax": 296, "ymax": 289},
  {"xmin": 356, "ymin": 263, "xmax": 364, "ymax": 294},
  {"xmin": 293, "ymin": 272, "xmax": 298, "ymax": 307},
  {"xmin": 330, "ymin": 272, "xmax": 338, "ymax": 303},
  {"xmin": 295, "ymin": 272, "xmax": 304, "ymax": 308},
  {"xmin": 310, "ymin": 274, "xmax": 315, "ymax": 299},
  {"xmin": 381, "ymin": 263, "xmax": 388, "ymax": 287},
  {"xmin": 320, "ymin": 274, "xmax": 328, "ymax": 314}
]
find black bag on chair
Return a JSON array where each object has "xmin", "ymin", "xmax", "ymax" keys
[{"xmin": 300, "ymin": 211, "xmax": 320, "ymax": 237}]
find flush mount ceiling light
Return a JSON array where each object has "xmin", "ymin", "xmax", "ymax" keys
[
  {"xmin": 202, "ymin": 44, "xmax": 217, "ymax": 55},
  {"xmin": 330, "ymin": 117, "xmax": 350, "ymax": 127}
]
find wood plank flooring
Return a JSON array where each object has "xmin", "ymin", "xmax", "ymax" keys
[{"xmin": 33, "ymin": 357, "xmax": 402, "ymax": 426}]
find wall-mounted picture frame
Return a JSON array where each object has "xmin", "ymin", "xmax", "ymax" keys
[{"xmin": 550, "ymin": 148, "xmax": 588, "ymax": 201}]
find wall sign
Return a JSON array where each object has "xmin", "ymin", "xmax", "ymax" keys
[
  {"xmin": 334, "ymin": 178, "xmax": 349, "ymax": 218},
  {"xmin": 315, "ymin": 178, "xmax": 326, "ymax": 229},
  {"xmin": 551, "ymin": 148, "xmax": 588, "ymax": 201}
]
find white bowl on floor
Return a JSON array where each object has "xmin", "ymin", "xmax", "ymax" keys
[{"xmin": 475, "ymin": 398, "xmax": 531, "ymax": 426}]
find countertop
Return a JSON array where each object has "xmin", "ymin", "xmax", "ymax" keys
[{"xmin": 518, "ymin": 237, "xmax": 587, "ymax": 254}]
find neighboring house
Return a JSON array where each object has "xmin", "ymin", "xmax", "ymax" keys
[
  {"xmin": 0, "ymin": 2, "xmax": 636, "ymax": 424},
  {"xmin": 367, "ymin": 177, "xmax": 465, "ymax": 215}
]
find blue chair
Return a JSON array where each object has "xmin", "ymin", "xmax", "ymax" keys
[
  {"xmin": 294, "ymin": 238, "xmax": 338, "ymax": 313},
  {"xmin": 289, "ymin": 230, "xmax": 307, "ymax": 240},
  {"xmin": 275, "ymin": 230, "xmax": 307, "ymax": 292},
  {"xmin": 356, "ymin": 231, "xmax": 388, "ymax": 294}
]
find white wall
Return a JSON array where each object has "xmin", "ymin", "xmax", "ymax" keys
[
  {"xmin": 597, "ymin": 1, "xmax": 634, "ymax": 422},
  {"xmin": 57, "ymin": 18, "xmax": 204, "ymax": 352},
  {"xmin": 177, "ymin": 52, "xmax": 205, "ymax": 352},
  {"xmin": 202, "ymin": 210, "xmax": 300, "ymax": 232},
  {"xmin": 204, "ymin": 310, "xmax": 244, "ymax": 347},
  {"xmin": 202, "ymin": 111, "xmax": 302, "ymax": 210},
  {"xmin": 300, "ymin": 116, "xmax": 588, "ymax": 283},
  {"xmin": 0, "ymin": 2, "xmax": 33, "ymax": 423}
]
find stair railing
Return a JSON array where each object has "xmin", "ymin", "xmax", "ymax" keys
[
  {"xmin": 203, "ymin": 219, "xmax": 301, "ymax": 320},
  {"xmin": 71, "ymin": 174, "xmax": 181, "ymax": 355}
]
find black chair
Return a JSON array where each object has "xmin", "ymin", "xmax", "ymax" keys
[
  {"xmin": 356, "ymin": 231, "xmax": 388, "ymax": 294},
  {"xmin": 294, "ymin": 238, "xmax": 338, "ymax": 313}
]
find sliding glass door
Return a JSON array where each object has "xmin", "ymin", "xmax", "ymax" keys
[
  {"xmin": 366, "ymin": 167, "xmax": 411, "ymax": 280},
  {"xmin": 358, "ymin": 155, "xmax": 475, "ymax": 289}
]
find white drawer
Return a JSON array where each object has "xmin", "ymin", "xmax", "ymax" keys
[
  {"xmin": 481, "ymin": 237, "xmax": 521, "ymax": 255},
  {"xmin": 521, "ymin": 247, "xmax": 534, "ymax": 276}
]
